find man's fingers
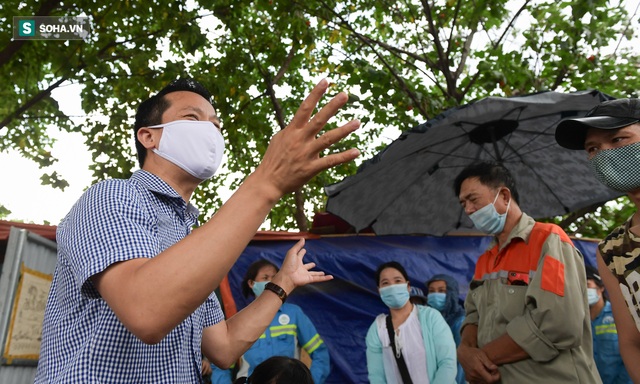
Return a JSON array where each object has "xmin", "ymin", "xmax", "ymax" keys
[
  {"xmin": 479, "ymin": 354, "xmax": 498, "ymax": 371},
  {"xmin": 477, "ymin": 356, "xmax": 500, "ymax": 383},
  {"xmin": 288, "ymin": 238, "xmax": 305, "ymax": 255},
  {"xmin": 311, "ymin": 274, "xmax": 333, "ymax": 282},
  {"xmin": 319, "ymin": 148, "xmax": 361, "ymax": 171},
  {"xmin": 304, "ymin": 92, "xmax": 349, "ymax": 135},
  {"xmin": 314, "ymin": 119, "xmax": 361, "ymax": 152},
  {"xmin": 288, "ymin": 79, "xmax": 330, "ymax": 129}
]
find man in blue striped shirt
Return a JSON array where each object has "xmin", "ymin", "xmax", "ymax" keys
[{"xmin": 35, "ymin": 78, "xmax": 360, "ymax": 383}]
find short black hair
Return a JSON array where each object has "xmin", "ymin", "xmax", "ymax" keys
[
  {"xmin": 375, "ymin": 261, "xmax": 409, "ymax": 287},
  {"xmin": 241, "ymin": 259, "xmax": 280, "ymax": 298},
  {"xmin": 453, "ymin": 161, "xmax": 520, "ymax": 204},
  {"xmin": 133, "ymin": 78, "xmax": 213, "ymax": 167},
  {"xmin": 242, "ymin": 356, "xmax": 314, "ymax": 384}
]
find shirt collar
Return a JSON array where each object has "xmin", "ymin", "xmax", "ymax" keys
[
  {"xmin": 493, "ymin": 212, "xmax": 535, "ymax": 251},
  {"xmin": 130, "ymin": 170, "xmax": 200, "ymax": 219}
]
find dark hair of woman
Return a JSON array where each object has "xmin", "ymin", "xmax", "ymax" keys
[
  {"xmin": 234, "ymin": 356, "xmax": 314, "ymax": 384},
  {"xmin": 374, "ymin": 261, "xmax": 409, "ymax": 287},
  {"xmin": 241, "ymin": 259, "xmax": 280, "ymax": 298}
]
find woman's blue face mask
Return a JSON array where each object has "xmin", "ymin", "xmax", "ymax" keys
[
  {"xmin": 379, "ymin": 283, "xmax": 410, "ymax": 309},
  {"xmin": 427, "ymin": 292, "xmax": 447, "ymax": 310},
  {"xmin": 251, "ymin": 281, "xmax": 268, "ymax": 297}
]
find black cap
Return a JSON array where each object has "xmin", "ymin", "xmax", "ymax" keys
[
  {"xmin": 585, "ymin": 264, "xmax": 603, "ymax": 286},
  {"xmin": 555, "ymin": 98, "xmax": 640, "ymax": 150}
]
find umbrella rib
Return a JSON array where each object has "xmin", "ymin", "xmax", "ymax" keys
[{"xmin": 502, "ymin": 141, "xmax": 571, "ymax": 215}]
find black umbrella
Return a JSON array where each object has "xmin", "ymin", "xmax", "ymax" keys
[{"xmin": 325, "ymin": 90, "xmax": 623, "ymax": 236}]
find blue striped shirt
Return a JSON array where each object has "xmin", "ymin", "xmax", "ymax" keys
[{"xmin": 36, "ymin": 170, "xmax": 224, "ymax": 383}]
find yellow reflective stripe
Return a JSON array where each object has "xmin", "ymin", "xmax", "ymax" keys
[
  {"xmin": 271, "ymin": 330, "xmax": 297, "ymax": 337},
  {"xmin": 595, "ymin": 324, "xmax": 618, "ymax": 335},
  {"xmin": 271, "ymin": 324, "xmax": 297, "ymax": 332},
  {"xmin": 270, "ymin": 324, "xmax": 297, "ymax": 337},
  {"xmin": 302, "ymin": 334, "xmax": 324, "ymax": 354},
  {"xmin": 258, "ymin": 333, "xmax": 267, "ymax": 339}
]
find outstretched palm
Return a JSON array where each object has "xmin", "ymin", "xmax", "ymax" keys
[{"xmin": 277, "ymin": 238, "xmax": 333, "ymax": 292}]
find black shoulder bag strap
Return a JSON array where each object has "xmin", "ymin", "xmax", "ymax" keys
[{"xmin": 385, "ymin": 314, "xmax": 413, "ymax": 384}]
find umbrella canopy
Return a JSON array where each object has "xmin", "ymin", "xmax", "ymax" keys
[{"xmin": 325, "ymin": 90, "xmax": 624, "ymax": 236}]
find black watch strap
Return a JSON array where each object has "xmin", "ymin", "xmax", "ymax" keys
[{"xmin": 265, "ymin": 282, "xmax": 288, "ymax": 303}]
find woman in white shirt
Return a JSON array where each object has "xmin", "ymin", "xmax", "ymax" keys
[{"xmin": 366, "ymin": 261, "xmax": 457, "ymax": 384}]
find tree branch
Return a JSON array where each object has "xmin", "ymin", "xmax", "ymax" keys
[
  {"xmin": 420, "ymin": 0, "xmax": 458, "ymax": 97},
  {"xmin": 0, "ymin": 0, "xmax": 61, "ymax": 68},
  {"xmin": 556, "ymin": 202, "xmax": 604, "ymax": 231},
  {"xmin": 460, "ymin": 0, "xmax": 530, "ymax": 96},
  {"xmin": 492, "ymin": 0, "xmax": 531, "ymax": 50},
  {"xmin": 0, "ymin": 12, "xmax": 206, "ymax": 132},
  {"xmin": 316, "ymin": 0, "xmax": 432, "ymax": 118},
  {"xmin": 247, "ymin": 34, "xmax": 309, "ymax": 231}
]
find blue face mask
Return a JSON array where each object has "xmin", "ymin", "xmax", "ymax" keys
[
  {"xmin": 469, "ymin": 190, "xmax": 511, "ymax": 235},
  {"xmin": 252, "ymin": 281, "xmax": 268, "ymax": 297},
  {"xmin": 589, "ymin": 142, "xmax": 640, "ymax": 192},
  {"xmin": 587, "ymin": 288, "xmax": 600, "ymax": 306},
  {"xmin": 427, "ymin": 292, "xmax": 447, "ymax": 311},
  {"xmin": 379, "ymin": 283, "xmax": 410, "ymax": 309}
]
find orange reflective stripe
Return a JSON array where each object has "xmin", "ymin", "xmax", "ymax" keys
[{"xmin": 541, "ymin": 256, "xmax": 565, "ymax": 296}]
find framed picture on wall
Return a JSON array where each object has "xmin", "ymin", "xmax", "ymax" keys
[{"xmin": 2, "ymin": 264, "xmax": 52, "ymax": 364}]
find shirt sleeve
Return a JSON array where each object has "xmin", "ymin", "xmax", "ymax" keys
[
  {"xmin": 365, "ymin": 319, "xmax": 387, "ymax": 384},
  {"xmin": 57, "ymin": 180, "xmax": 159, "ymax": 298},
  {"xmin": 505, "ymin": 231, "xmax": 587, "ymax": 362},
  {"xmin": 293, "ymin": 305, "xmax": 330, "ymax": 384},
  {"xmin": 461, "ymin": 280, "xmax": 480, "ymax": 331},
  {"xmin": 202, "ymin": 291, "xmax": 224, "ymax": 328},
  {"xmin": 426, "ymin": 309, "xmax": 458, "ymax": 384}
]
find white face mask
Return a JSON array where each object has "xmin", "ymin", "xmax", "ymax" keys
[{"xmin": 148, "ymin": 120, "xmax": 225, "ymax": 180}]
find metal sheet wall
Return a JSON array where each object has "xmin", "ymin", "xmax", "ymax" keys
[{"xmin": 0, "ymin": 227, "xmax": 57, "ymax": 384}]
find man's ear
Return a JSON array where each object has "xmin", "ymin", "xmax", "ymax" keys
[
  {"xmin": 500, "ymin": 187, "xmax": 512, "ymax": 204},
  {"xmin": 137, "ymin": 127, "xmax": 158, "ymax": 150}
]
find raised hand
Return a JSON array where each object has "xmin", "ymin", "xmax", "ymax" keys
[
  {"xmin": 271, "ymin": 238, "xmax": 333, "ymax": 295},
  {"xmin": 255, "ymin": 79, "xmax": 360, "ymax": 196}
]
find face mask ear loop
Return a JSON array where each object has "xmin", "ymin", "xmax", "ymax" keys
[
  {"xmin": 492, "ymin": 189, "xmax": 501, "ymax": 205},
  {"xmin": 494, "ymin": 188, "xmax": 511, "ymax": 215}
]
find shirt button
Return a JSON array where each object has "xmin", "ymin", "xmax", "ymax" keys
[{"xmin": 508, "ymin": 288, "xmax": 515, "ymax": 294}]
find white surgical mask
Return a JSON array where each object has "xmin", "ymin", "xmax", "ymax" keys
[{"xmin": 149, "ymin": 120, "xmax": 224, "ymax": 180}]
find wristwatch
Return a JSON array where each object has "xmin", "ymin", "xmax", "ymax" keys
[{"xmin": 265, "ymin": 282, "xmax": 288, "ymax": 303}]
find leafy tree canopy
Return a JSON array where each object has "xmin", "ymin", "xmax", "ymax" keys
[{"xmin": 1, "ymin": 0, "xmax": 638, "ymax": 235}]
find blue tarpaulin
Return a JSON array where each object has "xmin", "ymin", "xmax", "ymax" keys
[{"xmin": 225, "ymin": 234, "xmax": 598, "ymax": 383}]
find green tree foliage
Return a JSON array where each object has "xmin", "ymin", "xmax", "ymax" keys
[
  {"xmin": 1, "ymin": 0, "xmax": 638, "ymax": 234},
  {"xmin": 0, "ymin": 204, "xmax": 10, "ymax": 219}
]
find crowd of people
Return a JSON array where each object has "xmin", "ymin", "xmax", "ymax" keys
[{"xmin": 34, "ymin": 77, "xmax": 640, "ymax": 384}]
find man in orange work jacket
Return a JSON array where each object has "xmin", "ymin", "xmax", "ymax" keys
[{"xmin": 453, "ymin": 162, "xmax": 601, "ymax": 384}]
